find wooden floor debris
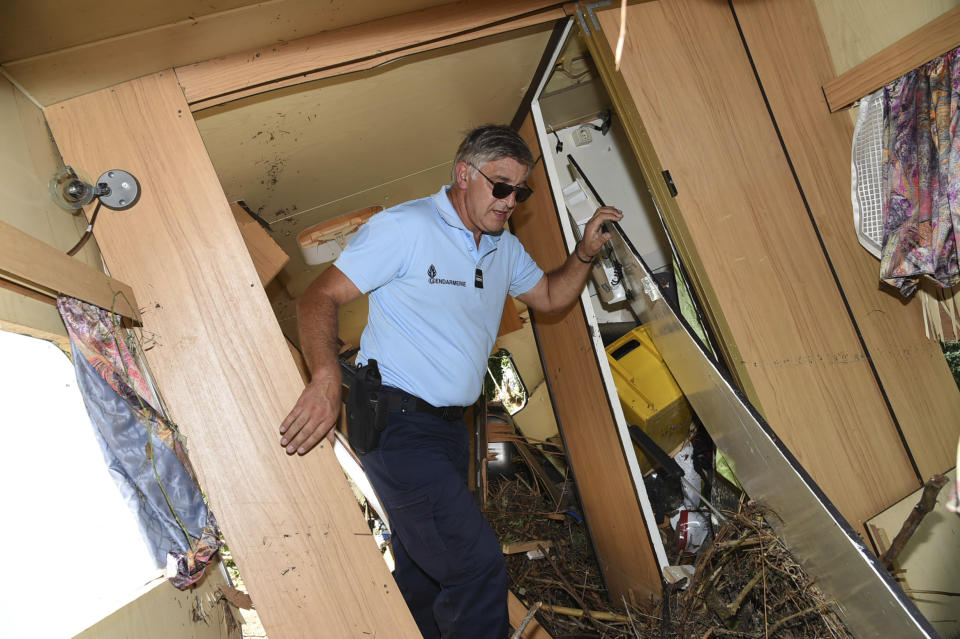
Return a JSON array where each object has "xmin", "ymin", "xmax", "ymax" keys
[{"xmin": 487, "ymin": 434, "xmax": 856, "ymax": 639}]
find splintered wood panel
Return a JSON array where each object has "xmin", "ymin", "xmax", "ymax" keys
[
  {"xmin": 513, "ymin": 115, "xmax": 661, "ymax": 600},
  {"xmin": 44, "ymin": 71, "xmax": 419, "ymax": 639},
  {"xmin": 730, "ymin": 0, "xmax": 960, "ymax": 479},
  {"xmin": 593, "ymin": 0, "xmax": 917, "ymax": 531}
]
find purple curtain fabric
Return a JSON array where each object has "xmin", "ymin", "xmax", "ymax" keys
[
  {"xmin": 57, "ymin": 296, "xmax": 220, "ymax": 589},
  {"xmin": 881, "ymin": 46, "xmax": 960, "ymax": 296}
]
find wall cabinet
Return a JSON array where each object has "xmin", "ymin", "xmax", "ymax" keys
[{"xmin": 513, "ymin": 5, "xmax": 938, "ymax": 637}]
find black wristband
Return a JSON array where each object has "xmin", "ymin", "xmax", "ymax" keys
[{"xmin": 574, "ymin": 241, "xmax": 594, "ymax": 264}]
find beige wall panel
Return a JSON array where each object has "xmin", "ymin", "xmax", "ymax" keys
[
  {"xmin": 74, "ymin": 568, "xmax": 240, "ymax": 639},
  {"xmin": 813, "ymin": 0, "xmax": 960, "ymax": 75},
  {"xmin": 866, "ymin": 468, "xmax": 960, "ymax": 639},
  {"xmin": 0, "ymin": 74, "xmax": 101, "ymax": 336},
  {"xmin": 822, "ymin": 5, "xmax": 960, "ymax": 112},
  {"xmin": 731, "ymin": 0, "xmax": 960, "ymax": 479},
  {"xmin": 44, "ymin": 71, "xmax": 419, "ymax": 639},
  {"xmin": 594, "ymin": 0, "xmax": 917, "ymax": 531},
  {"xmin": 512, "ymin": 382, "xmax": 560, "ymax": 443},
  {"xmin": 514, "ymin": 115, "xmax": 661, "ymax": 600}
]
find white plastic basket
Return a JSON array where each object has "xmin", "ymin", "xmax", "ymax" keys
[{"xmin": 851, "ymin": 88, "xmax": 885, "ymax": 259}]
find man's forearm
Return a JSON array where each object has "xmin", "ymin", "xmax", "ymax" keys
[
  {"xmin": 280, "ymin": 265, "xmax": 361, "ymax": 454},
  {"xmin": 540, "ymin": 248, "xmax": 594, "ymax": 313},
  {"xmin": 297, "ymin": 287, "xmax": 341, "ymax": 378}
]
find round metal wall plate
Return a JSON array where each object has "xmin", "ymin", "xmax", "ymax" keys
[{"xmin": 96, "ymin": 169, "xmax": 141, "ymax": 210}]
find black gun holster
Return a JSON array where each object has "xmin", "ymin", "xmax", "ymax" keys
[{"xmin": 341, "ymin": 358, "xmax": 388, "ymax": 454}]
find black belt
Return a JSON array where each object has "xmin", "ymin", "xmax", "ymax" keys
[{"xmin": 380, "ymin": 387, "xmax": 468, "ymax": 421}]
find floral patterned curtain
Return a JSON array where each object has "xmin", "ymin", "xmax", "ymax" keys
[
  {"xmin": 57, "ymin": 296, "xmax": 220, "ymax": 588},
  {"xmin": 881, "ymin": 46, "xmax": 960, "ymax": 297}
]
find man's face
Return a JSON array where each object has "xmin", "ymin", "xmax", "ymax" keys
[{"xmin": 455, "ymin": 157, "xmax": 529, "ymax": 238}]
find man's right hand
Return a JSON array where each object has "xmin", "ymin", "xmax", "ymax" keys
[{"xmin": 279, "ymin": 366, "xmax": 342, "ymax": 455}]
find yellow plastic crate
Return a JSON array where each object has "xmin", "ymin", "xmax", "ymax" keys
[{"xmin": 606, "ymin": 325, "xmax": 693, "ymax": 474}]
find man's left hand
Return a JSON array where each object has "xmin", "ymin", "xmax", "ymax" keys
[{"xmin": 580, "ymin": 206, "xmax": 623, "ymax": 260}]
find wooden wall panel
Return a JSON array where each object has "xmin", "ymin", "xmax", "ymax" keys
[
  {"xmin": 179, "ymin": 3, "xmax": 565, "ymax": 111},
  {"xmin": 514, "ymin": 115, "xmax": 661, "ymax": 600},
  {"xmin": 813, "ymin": 0, "xmax": 960, "ymax": 77},
  {"xmin": 731, "ymin": 0, "xmax": 960, "ymax": 479},
  {"xmin": 44, "ymin": 71, "xmax": 420, "ymax": 639},
  {"xmin": 593, "ymin": 0, "xmax": 917, "ymax": 532},
  {"xmin": 230, "ymin": 203, "xmax": 289, "ymax": 285},
  {"xmin": 821, "ymin": 4, "xmax": 960, "ymax": 111},
  {"xmin": 0, "ymin": 219, "xmax": 140, "ymax": 322}
]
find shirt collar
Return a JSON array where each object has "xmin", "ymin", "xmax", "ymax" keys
[{"xmin": 431, "ymin": 186, "xmax": 502, "ymax": 253}]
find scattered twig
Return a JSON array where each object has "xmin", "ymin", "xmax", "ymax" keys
[
  {"xmin": 539, "ymin": 604, "xmax": 632, "ymax": 623},
  {"xmin": 881, "ymin": 474, "xmax": 948, "ymax": 571},
  {"xmin": 765, "ymin": 601, "xmax": 833, "ymax": 636},
  {"xmin": 622, "ymin": 595, "xmax": 643, "ymax": 639},
  {"xmin": 539, "ymin": 543, "xmax": 596, "ymax": 627},
  {"xmin": 489, "ymin": 465, "xmax": 853, "ymax": 638},
  {"xmin": 510, "ymin": 601, "xmax": 543, "ymax": 639}
]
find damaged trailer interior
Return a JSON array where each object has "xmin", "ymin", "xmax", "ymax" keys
[{"xmin": 1, "ymin": 1, "xmax": 959, "ymax": 638}]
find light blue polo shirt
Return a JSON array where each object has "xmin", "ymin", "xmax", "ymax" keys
[{"xmin": 334, "ymin": 186, "xmax": 544, "ymax": 407}]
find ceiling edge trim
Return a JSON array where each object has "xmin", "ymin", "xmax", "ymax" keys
[{"xmin": 177, "ymin": 0, "xmax": 565, "ymax": 109}]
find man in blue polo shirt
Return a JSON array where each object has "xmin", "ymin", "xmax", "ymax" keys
[{"xmin": 280, "ymin": 125, "xmax": 621, "ymax": 639}]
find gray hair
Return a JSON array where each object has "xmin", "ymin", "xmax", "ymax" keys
[{"xmin": 451, "ymin": 125, "xmax": 535, "ymax": 183}]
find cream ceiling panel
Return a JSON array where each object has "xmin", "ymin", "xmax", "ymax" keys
[{"xmin": 195, "ymin": 25, "xmax": 554, "ymax": 278}]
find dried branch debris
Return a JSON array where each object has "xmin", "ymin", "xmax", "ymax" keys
[{"xmin": 486, "ymin": 444, "xmax": 854, "ymax": 639}]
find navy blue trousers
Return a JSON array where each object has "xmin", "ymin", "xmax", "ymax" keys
[{"xmin": 361, "ymin": 411, "xmax": 509, "ymax": 639}]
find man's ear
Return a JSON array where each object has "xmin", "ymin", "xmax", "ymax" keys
[{"xmin": 454, "ymin": 161, "xmax": 470, "ymax": 189}]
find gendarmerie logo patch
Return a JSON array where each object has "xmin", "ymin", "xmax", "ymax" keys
[{"xmin": 427, "ymin": 264, "xmax": 466, "ymax": 287}]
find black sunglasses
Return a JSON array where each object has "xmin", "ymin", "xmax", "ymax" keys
[{"xmin": 472, "ymin": 165, "xmax": 534, "ymax": 203}]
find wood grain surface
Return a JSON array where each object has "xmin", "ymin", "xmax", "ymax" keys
[
  {"xmin": 0, "ymin": 219, "xmax": 140, "ymax": 322},
  {"xmin": 514, "ymin": 115, "xmax": 662, "ymax": 600},
  {"xmin": 823, "ymin": 5, "xmax": 960, "ymax": 111},
  {"xmin": 185, "ymin": 8, "xmax": 566, "ymax": 112},
  {"xmin": 230, "ymin": 203, "xmax": 289, "ymax": 285},
  {"xmin": 44, "ymin": 71, "xmax": 420, "ymax": 639},
  {"xmin": 731, "ymin": 0, "xmax": 960, "ymax": 485},
  {"xmin": 176, "ymin": 0, "xmax": 564, "ymax": 106},
  {"xmin": 593, "ymin": 0, "xmax": 918, "ymax": 532}
]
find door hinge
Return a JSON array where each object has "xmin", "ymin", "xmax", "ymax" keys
[{"xmin": 576, "ymin": 1, "xmax": 614, "ymax": 36}]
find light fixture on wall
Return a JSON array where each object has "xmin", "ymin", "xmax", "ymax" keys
[
  {"xmin": 48, "ymin": 166, "xmax": 141, "ymax": 256},
  {"xmin": 50, "ymin": 166, "xmax": 140, "ymax": 211}
]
